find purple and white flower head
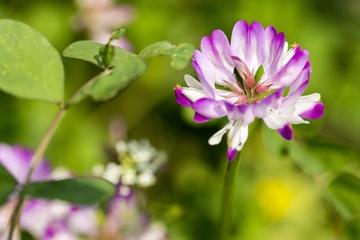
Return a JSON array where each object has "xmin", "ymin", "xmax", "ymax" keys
[{"xmin": 175, "ymin": 20, "xmax": 324, "ymax": 161}]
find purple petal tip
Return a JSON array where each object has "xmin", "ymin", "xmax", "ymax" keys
[
  {"xmin": 174, "ymin": 87, "xmax": 192, "ymax": 107},
  {"xmin": 194, "ymin": 112, "xmax": 211, "ymax": 122},
  {"xmin": 300, "ymin": 102, "xmax": 324, "ymax": 119},
  {"xmin": 277, "ymin": 124, "xmax": 293, "ymax": 140},
  {"xmin": 227, "ymin": 148, "xmax": 237, "ymax": 161}
]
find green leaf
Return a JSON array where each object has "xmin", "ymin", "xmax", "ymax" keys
[
  {"xmin": 0, "ymin": 163, "xmax": 17, "ymax": 206},
  {"xmin": 139, "ymin": 41, "xmax": 195, "ymax": 70},
  {"xmin": 99, "ymin": 28, "xmax": 126, "ymax": 68},
  {"xmin": 63, "ymin": 41, "xmax": 103, "ymax": 67},
  {"xmin": 261, "ymin": 123, "xmax": 290, "ymax": 157},
  {"xmin": 111, "ymin": 28, "xmax": 126, "ymax": 40},
  {"xmin": 20, "ymin": 177, "xmax": 115, "ymax": 205},
  {"xmin": 62, "ymin": 41, "xmax": 147, "ymax": 104},
  {"xmin": 288, "ymin": 138, "xmax": 356, "ymax": 175},
  {"xmin": 305, "ymin": 138, "xmax": 356, "ymax": 172},
  {"xmin": 327, "ymin": 172, "xmax": 360, "ymax": 219},
  {"xmin": 289, "ymin": 141, "xmax": 324, "ymax": 175},
  {"xmin": 0, "ymin": 19, "xmax": 64, "ymax": 103},
  {"xmin": 99, "ymin": 44, "xmax": 114, "ymax": 69},
  {"xmin": 344, "ymin": 216, "xmax": 360, "ymax": 240}
]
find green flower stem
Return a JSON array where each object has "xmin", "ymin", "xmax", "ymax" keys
[
  {"xmin": 219, "ymin": 152, "xmax": 242, "ymax": 240},
  {"xmin": 8, "ymin": 107, "xmax": 67, "ymax": 240}
]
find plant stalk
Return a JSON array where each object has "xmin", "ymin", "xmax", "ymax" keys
[
  {"xmin": 219, "ymin": 152, "xmax": 242, "ymax": 240},
  {"xmin": 7, "ymin": 107, "xmax": 67, "ymax": 240}
]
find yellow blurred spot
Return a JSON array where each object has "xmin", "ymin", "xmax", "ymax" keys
[
  {"xmin": 255, "ymin": 179, "xmax": 293, "ymax": 220},
  {"xmin": 173, "ymin": 83, "xmax": 182, "ymax": 90},
  {"xmin": 290, "ymin": 42, "xmax": 299, "ymax": 48}
]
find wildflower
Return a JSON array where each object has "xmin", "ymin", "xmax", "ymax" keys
[{"xmin": 175, "ymin": 20, "xmax": 324, "ymax": 161}]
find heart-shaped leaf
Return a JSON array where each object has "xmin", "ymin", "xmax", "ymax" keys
[
  {"xmin": 20, "ymin": 177, "xmax": 115, "ymax": 205},
  {"xmin": 0, "ymin": 19, "xmax": 64, "ymax": 103}
]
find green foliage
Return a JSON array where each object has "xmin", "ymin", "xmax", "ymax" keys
[
  {"xmin": 63, "ymin": 40, "xmax": 147, "ymax": 104},
  {"xmin": 0, "ymin": 19, "xmax": 64, "ymax": 103},
  {"xmin": 0, "ymin": 164, "xmax": 17, "ymax": 206},
  {"xmin": 260, "ymin": 123, "xmax": 290, "ymax": 157},
  {"xmin": 327, "ymin": 173, "xmax": 360, "ymax": 219},
  {"xmin": 344, "ymin": 216, "xmax": 360, "ymax": 240},
  {"xmin": 99, "ymin": 28, "xmax": 126, "ymax": 69},
  {"xmin": 139, "ymin": 41, "xmax": 195, "ymax": 70},
  {"xmin": 262, "ymin": 124, "xmax": 358, "ymax": 175},
  {"xmin": 20, "ymin": 177, "xmax": 115, "ymax": 205}
]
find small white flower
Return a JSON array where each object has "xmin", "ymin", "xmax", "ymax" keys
[
  {"xmin": 121, "ymin": 169, "xmax": 137, "ymax": 185},
  {"xmin": 103, "ymin": 162, "xmax": 122, "ymax": 184},
  {"xmin": 137, "ymin": 171, "xmax": 156, "ymax": 187}
]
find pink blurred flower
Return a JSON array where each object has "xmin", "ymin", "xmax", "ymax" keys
[
  {"xmin": 0, "ymin": 144, "xmax": 97, "ymax": 240},
  {"xmin": 73, "ymin": 0, "xmax": 137, "ymax": 51}
]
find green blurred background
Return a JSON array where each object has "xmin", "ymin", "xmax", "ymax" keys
[{"xmin": 1, "ymin": 0, "xmax": 360, "ymax": 239}]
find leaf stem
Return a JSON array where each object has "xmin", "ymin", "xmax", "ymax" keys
[
  {"xmin": 219, "ymin": 152, "xmax": 242, "ymax": 240},
  {"xmin": 7, "ymin": 107, "xmax": 67, "ymax": 240},
  {"xmin": 65, "ymin": 69, "xmax": 111, "ymax": 107}
]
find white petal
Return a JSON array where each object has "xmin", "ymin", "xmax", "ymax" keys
[
  {"xmin": 286, "ymin": 114, "xmax": 309, "ymax": 124},
  {"xmin": 263, "ymin": 112, "xmax": 287, "ymax": 129},
  {"xmin": 182, "ymin": 88, "xmax": 206, "ymax": 102},
  {"xmin": 228, "ymin": 119, "xmax": 249, "ymax": 151},
  {"xmin": 208, "ymin": 121, "xmax": 233, "ymax": 145},
  {"xmin": 295, "ymin": 93, "xmax": 321, "ymax": 115},
  {"xmin": 298, "ymin": 93, "xmax": 321, "ymax": 102},
  {"xmin": 184, "ymin": 74, "xmax": 202, "ymax": 89}
]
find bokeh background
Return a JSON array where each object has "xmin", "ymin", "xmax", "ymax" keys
[{"xmin": 1, "ymin": 0, "xmax": 360, "ymax": 239}]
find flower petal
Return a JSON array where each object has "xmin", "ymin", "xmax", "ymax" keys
[
  {"xmin": 254, "ymin": 89, "xmax": 283, "ymax": 118},
  {"xmin": 262, "ymin": 26, "xmax": 286, "ymax": 77},
  {"xmin": 227, "ymin": 119, "xmax": 249, "ymax": 151},
  {"xmin": 263, "ymin": 112, "xmax": 288, "ymax": 130},
  {"xmin": 184, "ymin": 74, "xmax": 202, "ymax": 89},
  {"xmin": 225, "ymin": 102, "xmax": 255, "ymax": 124},
  {"xmin": 208, "ymin": 121, "xmax": 233, "ymax": 145},
  {"xmin": 200, "ymin": 30, "xmax": 236, "ymax": 84},
  {"xmin": 192, "ymin": 51, "xmax": 217, "ymax": 98},
  {"xmin": 277, "ymin": 124, "xmax": 293, "ymax": 140},
  {"xmin": 174, "ymin": 87, "xmax": 192, "ymax": 107},
  {"xmin": 193, "ymin": 98, "xmax": 227, "ymax": 119},
  {"xmin": 231, "ymin": 21, "xmax": 265, "ymax": 74},
  {"xmin": 294, "ymin": 93, "xmax": 322, "ymax": 117},
  {"xmin": 227, "ymin": 148, "xmax": 237, "ymax": 161},
  {"xmin": 267, "ymin": 50, "xmax": 309, "ymax": 88},
  {"xmin": 194, "ymin": 112, "xmax": 211, "ymax": 122},
  {"xmin": 299, "ymin": 102, "xmax": 324, "ymax": 119},
  {"xmin": 182, "ymin": 87, "xmax": 206, "ymax": 102}
]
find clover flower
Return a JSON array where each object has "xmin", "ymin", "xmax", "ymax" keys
[{"xmin": 175, "ymin": 20, "xmax": 324, "ymax": 161}]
